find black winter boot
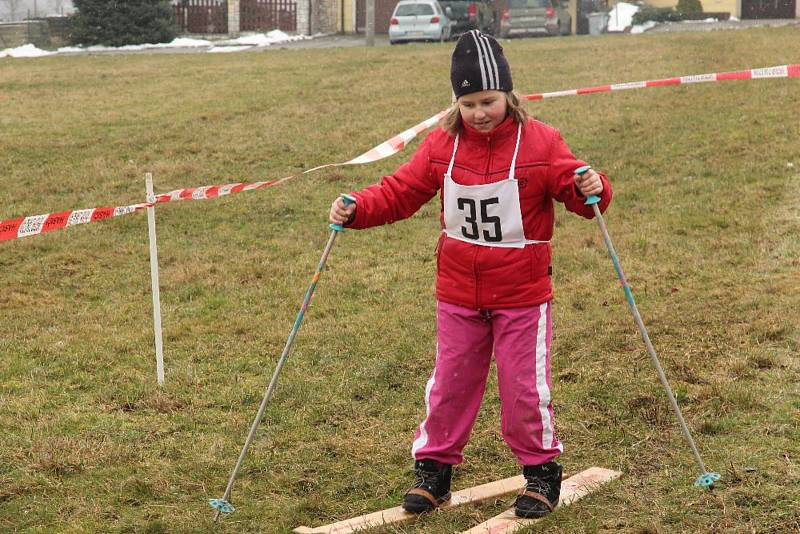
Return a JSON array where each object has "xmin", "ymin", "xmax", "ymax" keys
[
  {"xmin": 514, "ymin": 461, "xmax": 562, "ymax": 518},
  {"xmin": 402, "ymin": 459, "xmax": 453, "ymax": 513}
]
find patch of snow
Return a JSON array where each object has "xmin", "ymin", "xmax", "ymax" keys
[
  {"xmin": 208, "ymin": 45, "xmax": 253, "ymax": 53},
  {"xmin": 114, "ymin": 44, "xmax": 150, "ymax": 51},
  {"xmin": 220, "ymin": 30, "xmax": 310, "ymax": 47},
  {"xmin": 267, "ymin": 30, "xmax": 308, "ymax": 42},
  {"xmin": 0, "ymin": 44, "xmax": 55, "ymax": 58},
  {"xmin": 607, "ymin": 2, "xmax": 639, "ymax": 32},
  {"xmin": 156, "ymin": 37, "xmax": 213, "ymax": 48},
  {"xmin": 631, "ymin": 20, "xmax": 658, "ymax": 33},
  {"xmin": 57, "ymin": 37, "xmax": 212, "ymax": 53},
  {"xmin": 4, "ymin": 32, "xmax": 309, "ymax": 59},
  {"xmin": 230, "ymin": 34, "xmax": 276, "ymax": 46},
  {"xmin": 267, "ymin": 30, "xmax": 293, "ymax": 40}
]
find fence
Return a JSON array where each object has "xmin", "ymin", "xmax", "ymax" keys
[
  {"xmin": 241, "ymin": 0, "xmax": 296, "ymax": 32},
  {"xmin": 174, "ymin": 0, "xmax": 297, "ymax": 34},
  {"xmin": 174, "ymin": 0, "xmax": 227, "ymax": 34},
  {"xmin": 0, "ymin": 20, "xmax": 50, "ymax": 49}
]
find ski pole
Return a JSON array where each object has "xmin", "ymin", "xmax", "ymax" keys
[
  {"xmin": 576, "ymin": 166, "xmax": 720, "ymax": 489},
  {"xmin": 210, "ymin": 194, "xmax": 357, "ymax": 520}
]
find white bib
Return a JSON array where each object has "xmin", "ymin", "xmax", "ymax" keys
[{"xmin": 442, "ymin": 124, "xmax": 548, "ymax": 249}]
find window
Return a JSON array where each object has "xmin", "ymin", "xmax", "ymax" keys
[
  {"xmin": 395, "ymin": 3, "xmax": 436, "ymax": 16},
  {"xmin": 508, "ymin": 0, "xmax": 549, "ymax": 8}
]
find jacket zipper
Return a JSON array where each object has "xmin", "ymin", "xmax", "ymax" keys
[
  {"xmin": 485, "ymin": 135, "xmax": 492, "ymax": 183},
  {"xmin": 475, "ymin": 135, "xmax": 492, "ymax": 306},
  {"xmin": 473, "ymin": 245, "xmax": 481, "ymax": 308}
]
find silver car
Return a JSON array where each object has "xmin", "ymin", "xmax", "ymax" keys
[
  {"xmin": 389, "ymin": 0, "xmax": 453, "ymax": 44},
  {"xmin": 496, "ymin": 0, "xmax": 572, "ymax": 37}
]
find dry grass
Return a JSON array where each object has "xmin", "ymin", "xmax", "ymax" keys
[{"xmin": 1, "ymin": 27, "xmax": 799, "ymax": 533}]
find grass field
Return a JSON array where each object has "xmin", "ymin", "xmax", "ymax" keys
[{"xmin": 1, "ymin": 27, "xmax": 799, "ymax": 533}]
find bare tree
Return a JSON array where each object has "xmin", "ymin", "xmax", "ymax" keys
[{"xmin": 1, "ymin": 0, "xmax": 24, "ymax": 21}]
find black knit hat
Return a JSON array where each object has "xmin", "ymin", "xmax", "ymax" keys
[{"xmin": 450, "ymin": 30, "xmax": 513, "ymax": 98}]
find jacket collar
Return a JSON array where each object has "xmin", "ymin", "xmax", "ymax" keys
[{"xmin": 459, "ymin": 114, "xmax": 518, "ymax": 142}]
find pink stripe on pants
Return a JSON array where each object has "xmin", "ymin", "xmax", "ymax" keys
[{"xmin": 411, "ymin": 300, "xmax": 562, "ymax": 466}]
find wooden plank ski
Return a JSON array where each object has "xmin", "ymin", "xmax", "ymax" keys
[
  {"xmin": 461, "ymin": 467, "xmax": 622, "ymax": 534},
  {"xmin": 293, "ymin": 474, "xmax": 526, "ymax": 534}
]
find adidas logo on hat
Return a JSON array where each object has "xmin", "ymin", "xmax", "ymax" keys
[{"xmin": 451, "ymin": 30, "xmax": 513, "ymax": 97}]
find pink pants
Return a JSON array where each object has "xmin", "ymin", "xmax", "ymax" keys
[{"xmin": 411, "ymin": 300, "xmax": 562, "ymax": 466}]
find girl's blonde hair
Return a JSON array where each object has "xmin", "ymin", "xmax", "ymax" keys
[{"xmin": 440, "ymin": 91, "xmax": 529, "ymax": 137}]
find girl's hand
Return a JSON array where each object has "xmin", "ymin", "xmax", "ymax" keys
[
  {"xmin": 574, "ymin": 168, "xmax": 604, "ymax": 197},
  {"xmin": 329, "ymin": 196, "xmax": 356, "ymax": 226}
]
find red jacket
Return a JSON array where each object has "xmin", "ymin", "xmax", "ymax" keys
[{"xmin": 349, "ymin": 115, "xmax": 612, "ymax": 310}]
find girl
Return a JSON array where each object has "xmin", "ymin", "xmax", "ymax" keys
[{"xmin": 329, "ymin": 30, "xmax": 612, "ymax": 518}]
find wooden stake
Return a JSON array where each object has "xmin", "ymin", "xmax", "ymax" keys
[{"xmin": 145, "ymin": 173, "xmax": 165, "ymax": 386}]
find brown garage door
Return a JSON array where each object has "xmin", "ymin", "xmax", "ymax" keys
[
  {"xmin": 357, "ymin": 0, "xmax": 400, "ymax": 33},
  {"xmin": 741, "ymin": 0, "xmax": 795, "ymax": 18}
]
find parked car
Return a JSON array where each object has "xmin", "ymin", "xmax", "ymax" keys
[
  {"xmin": 437, "ymin": 0, "xmax": 495, "ymax": 37},
  {"xmin": 495, "ymin": 0, "xmax": 572, "ymax": 38},
  {"xmin": 389, "ymin": 0, "xmax": 453, "ymax": 44}
]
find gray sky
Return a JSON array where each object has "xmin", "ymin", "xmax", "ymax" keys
[{"xmin": 1, "ymin": 0, "xmax": 74, "ymax": 21}]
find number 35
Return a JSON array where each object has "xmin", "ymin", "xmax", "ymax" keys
[{"xmin": 457, "ymin": 197, "xmax": 503, "ymax": 242}]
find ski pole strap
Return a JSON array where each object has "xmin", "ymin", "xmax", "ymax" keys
[
  {"xmin": 330, "ymin": 193, "xmax": 357, "ymax": 232},
  {"xmin": 575, "ymin": 165, "xmax": 601, "ymax": 206}
]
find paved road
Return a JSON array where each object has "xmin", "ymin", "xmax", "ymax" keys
[{"xmin": 263, "ymin": 33, "xmax": 391, "ymax": 49}]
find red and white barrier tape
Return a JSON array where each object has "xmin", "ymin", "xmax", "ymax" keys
[
  {"xmin": 150, "ymin": 176, "xmax": 291, "ymax": 204},
  {"xmin": 0, "ymin": 203, "xmax": 148, "ymax": 242},
  {"xmin": 525, "ymin": 64, "xmax": 799, "ymax": 100},
  {"xmin": 0, "ymin": 110, "xmax": 449, "ymax": 242},
  {"xmin": 2, "ymin": 64, "xmax": 797, "ymax": 243},
  {"xmin": 0, "ymin": 177, "xmax": 291, "ymax": 242},
  {"xmin": 305, "ymin": 111, "xmax": 448, "ymax": 172}
]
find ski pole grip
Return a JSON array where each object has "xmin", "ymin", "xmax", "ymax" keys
[
  {"xmin": 575, "ymin": 165, "xmax": 601, "ymax": 206},
  {"xmin": 329, "ymin": 193, "xmax": 357, "ymax": 232}
]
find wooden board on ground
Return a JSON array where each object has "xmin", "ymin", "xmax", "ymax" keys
[
  {"xmin": 460, "ymin": 466, "xmax": 622, "ymax": 534},
  {"xmin": 293, "ymin": 473, "xmax": 526, "ymax": 534}
]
